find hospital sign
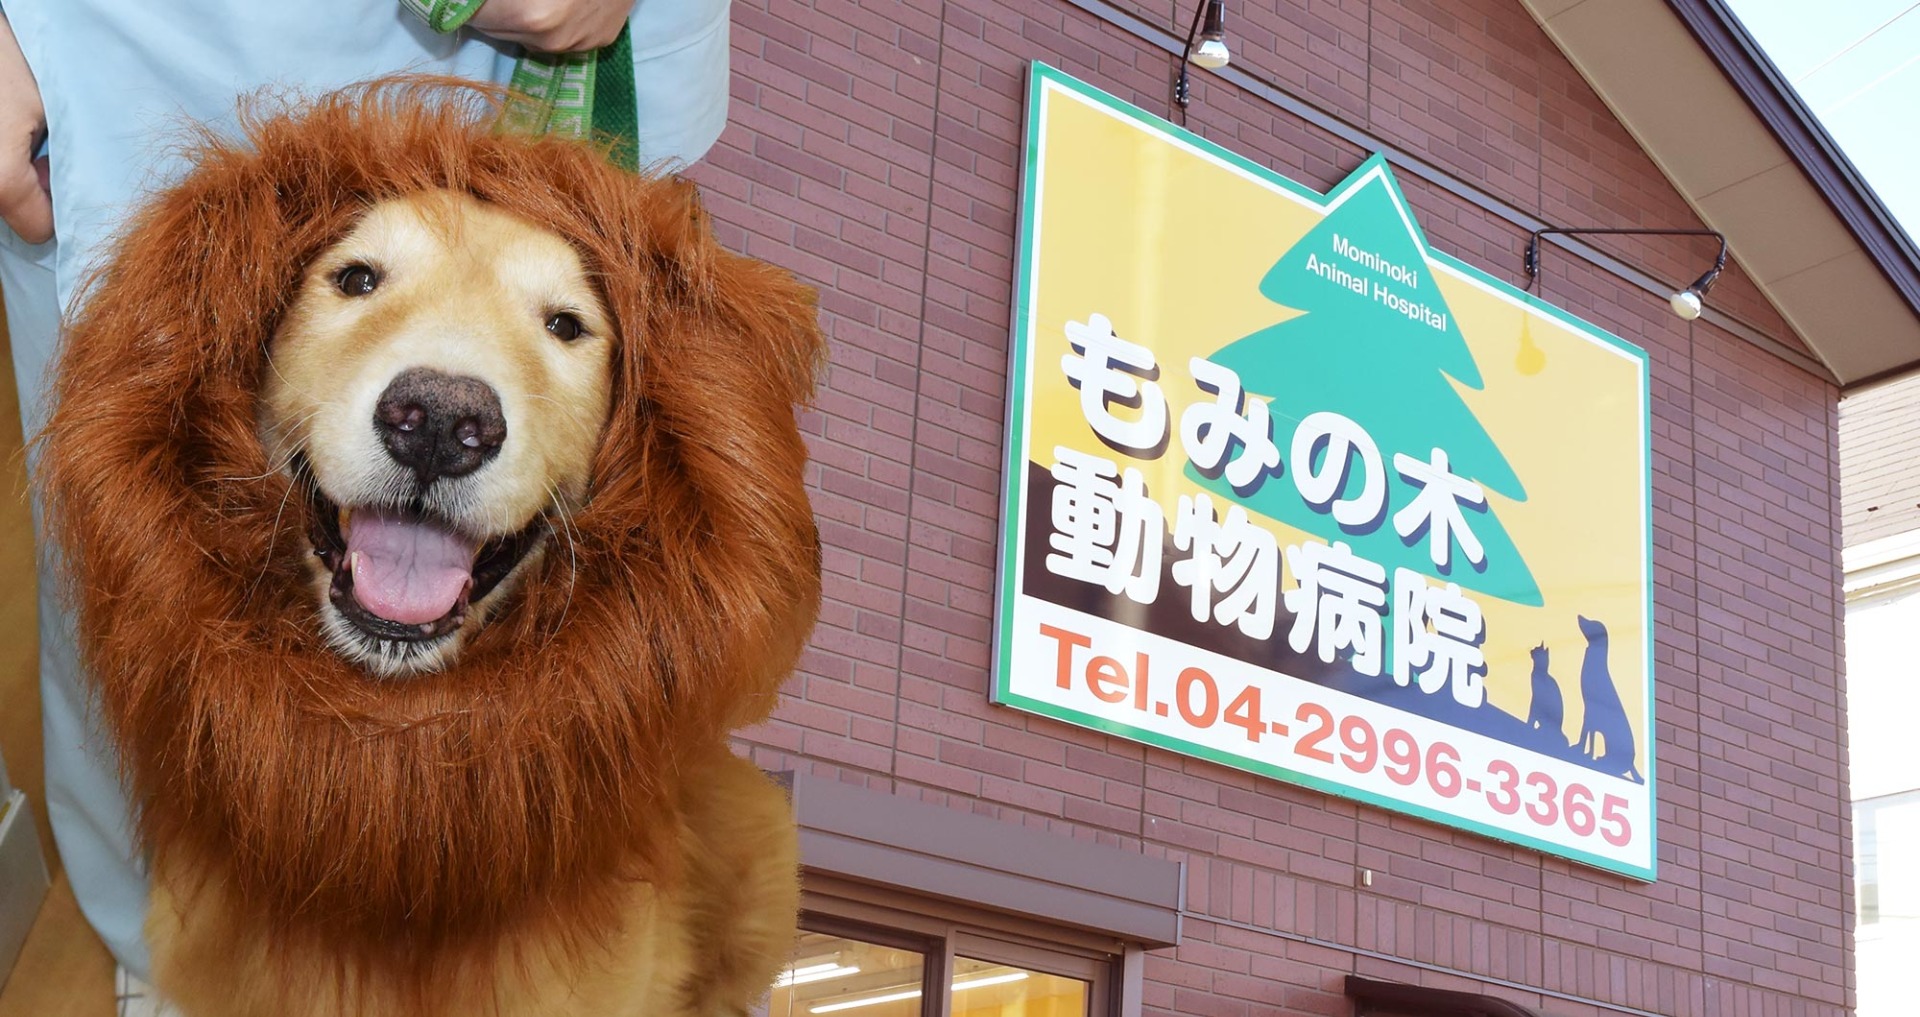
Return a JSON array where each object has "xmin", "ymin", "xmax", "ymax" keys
[{"xmin": 992, "ymin": 63, "xmax": 1657, "ymax": 879}]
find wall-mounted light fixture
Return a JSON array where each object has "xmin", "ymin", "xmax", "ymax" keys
[
  {"xmin": 1173, "ymin": 0, "xmax": 1230, "ymax": 114},
  {"xmin": 1524, "ymin": 227, "xmax": 1728, "ymax": 321}
]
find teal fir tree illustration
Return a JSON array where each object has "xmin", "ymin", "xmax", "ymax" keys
[{"xmin": 1187, "ymin": 156, "xmax": 1542, "ymax": 606}]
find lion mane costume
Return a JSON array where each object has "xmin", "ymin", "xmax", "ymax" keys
[{"xmin": 40, "ymin": 82, "xmax": 823, "ymax": 1015}]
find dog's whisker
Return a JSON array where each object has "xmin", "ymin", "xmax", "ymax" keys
[
  {"xmin": 545, "ymin": 480, "xmax": 582, "ymax": 633},
  {"xmin": 262, "ymin": 345, "xmax": 300, "ymax": 394},
  {"xmin": 203, "ymin": 408, "xmax": 329, "ymax": 485},
  {"xmin": 237, "ymin": 475, "xmax": 303, "ymax": 614}
]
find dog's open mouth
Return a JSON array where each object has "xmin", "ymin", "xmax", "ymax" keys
[{"xmin": 303, "ymin": 478, "xmax": 545, "ymax": 643}]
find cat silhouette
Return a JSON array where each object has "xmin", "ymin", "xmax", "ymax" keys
[
  {"xmin": 1526, "ymin": 642, "xmax": 1566, "ymax": 746},
  {"xmin": 1576, "ymin": 615, "xmax": 1643, "ymax": 783}
]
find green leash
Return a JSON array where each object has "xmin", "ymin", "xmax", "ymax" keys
[{"xmin": 401, "ymin": 0, "xmax": 643, "ymax": 172}]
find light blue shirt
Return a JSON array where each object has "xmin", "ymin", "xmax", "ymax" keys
[
  {"xmin": 4, "ymin": 0, "xmax": 730, "ymax": 310},
  {"xmin": 0, "ymin": 0, "xmax": 731, "ymax": 981}
]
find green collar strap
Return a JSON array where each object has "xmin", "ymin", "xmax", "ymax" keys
[{"xmin": 400, "ymin": 1, "xmax": 642, "ymax": 172}]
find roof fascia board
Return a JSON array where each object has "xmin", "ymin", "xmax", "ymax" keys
[{"xmin": 1666, "ymin": 0, "xmax": 1920, "ymax": 344}]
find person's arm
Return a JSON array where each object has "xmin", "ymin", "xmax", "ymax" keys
[
  {"xmin": 0, "ymin": 13, "xmax": 51, "ymax": 244},
  {"xmin": 403, "ymin": 0, "xmax": 634, "ymax": 53},
  {"xmin": 467, "ymin": 0, "xmax": 632, "ymax": 53}
]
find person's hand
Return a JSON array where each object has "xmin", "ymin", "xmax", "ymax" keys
[
  {"xmin": 467, "ymin": 0, "xmax": 632, "ymax": 54},
  {"xmin": 0, "ymin": 15, "xmax": 51, "ymax": 244}
]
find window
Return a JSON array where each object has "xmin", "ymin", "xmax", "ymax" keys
[
  {"xmin": 1857, "ymin": 789, "xmax": 1920, "ymax": 927},
  {"xmin": 768, "ymin": 930, "xmax": 927, "ymax": 1017},
  {"xmin": 949, "ymin": 956, "xmax": 1088, "ymax": 1017},
  {"xmin": 1857, "ymin": 792, "xmax": 1920, "ymax": 1017},
  {"xmin": 764, "ymin": 876, "xmax": 1127, "ymax": 1017},
  {"xmin": 765, "ymin": 931, "xmax": 1092, "ymax": 1017},
  {"xmin": 769, "ymin": 772, "xmax": 1176, "ymax": 1017}
]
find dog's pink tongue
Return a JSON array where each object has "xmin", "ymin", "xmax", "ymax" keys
[{"xmin": 347, "ymin": 509, "xmax": 477, "ymax": 625}]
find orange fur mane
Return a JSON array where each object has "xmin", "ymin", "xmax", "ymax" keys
[{"xmin": 39, "ymin": 81, "xmax": 823, "ymax": 979}]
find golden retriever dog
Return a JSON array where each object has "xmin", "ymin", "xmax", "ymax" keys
[{"xmin": 40, "ymin": 81, "xmax": 824, "ymax": 1016}]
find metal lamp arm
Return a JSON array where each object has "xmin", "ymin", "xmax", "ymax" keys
[
  {"xmin": 1174, "ymin": 0, "xmax": 1212, "ymax": 109},
  {"xmin": 1523, "ymin": 226, "xmax": 1728, "ymax": 293}
]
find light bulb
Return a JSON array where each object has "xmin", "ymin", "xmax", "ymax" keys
[
  {"xmin": 1669, "ymin": 288, "xmax": 1703, "ymax": 320},
  {"xmin": 1191, "ymin": 38, "xmax": 1231, "ymax": 69}
]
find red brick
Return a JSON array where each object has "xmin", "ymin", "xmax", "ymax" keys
[{"xmin": 711, "ymin": 0, "xmax": 1852, "ymax": 1014}]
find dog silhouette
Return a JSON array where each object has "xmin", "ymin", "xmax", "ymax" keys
[
  {"xmin": 1576, "ymin": 615, "xmax": 1643, "ymax": 783},
  {"xmin": 1526, "ymin": 642, "xmax": 1566, "ymax": 744}
]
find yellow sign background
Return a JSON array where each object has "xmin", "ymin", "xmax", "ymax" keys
[{"xmin": 1020, "ymin": 81, "xmax": 1649, "ymax": 764}]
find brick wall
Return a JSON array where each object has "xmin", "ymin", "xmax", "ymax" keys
[{"xmin": 691, "ymin": 1, "xmax": 1853, "ymax": 1014}]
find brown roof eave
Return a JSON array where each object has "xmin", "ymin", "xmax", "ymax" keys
[{"xmin": 1669, "ymin": 0, "xmax": 1920, "ymax": 388}]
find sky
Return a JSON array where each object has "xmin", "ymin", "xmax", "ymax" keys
[{"xmin": 1725, "ymin": 0, "xmax": 1920, "ymax": 238}]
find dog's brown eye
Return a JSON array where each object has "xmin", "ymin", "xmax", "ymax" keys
[
  {"xmin": 336, "ymin": 265, "xmax": 379, "ymax": 296},
  {"xmin": 545, "ymin": 312, "xmax": 586, "ymax": 342}
]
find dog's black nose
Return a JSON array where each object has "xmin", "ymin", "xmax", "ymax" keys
[{"xmin": 373, "ymin": 367, "xmax": 506, "ymax": 485}]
